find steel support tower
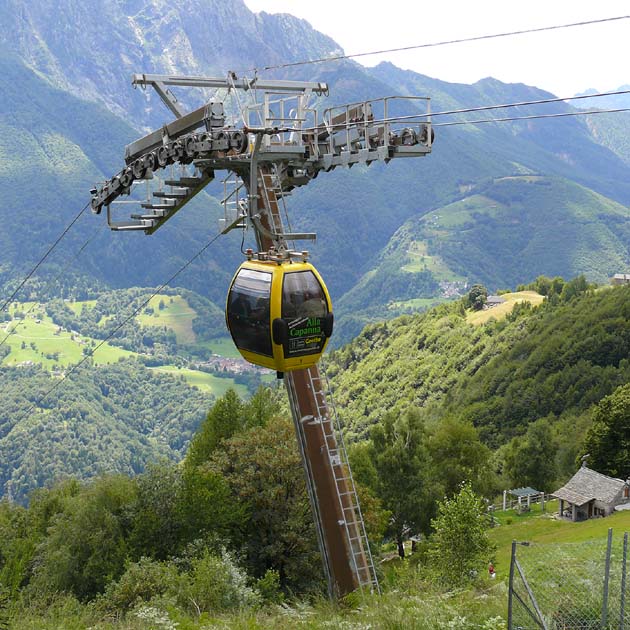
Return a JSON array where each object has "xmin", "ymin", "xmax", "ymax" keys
[{"xmin": 90, "ymin": 71, "xmax": 433, "ymax": 598}]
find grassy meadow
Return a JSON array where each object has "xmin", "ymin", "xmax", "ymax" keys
[
  {"xmin": 15, "ymin": 505, "xmax": 627, "ymax": 629},
  {"xmin": 136, "ymin": 294, "xmax": 197, "ymax": 344},
  {"xmin": 149, "ymin": 365, "xmax": 248, "ymax": 398},
  {"xmin": 466, "ymin": 290, "xmax": 545, "ymax": 325},
  {"xmin": 401, "ymin": 240, "xmax": 465, "ymax": 283},
  {"xmin": 1, "ymin": 304, "xmax": 132, "ymax": 368}
]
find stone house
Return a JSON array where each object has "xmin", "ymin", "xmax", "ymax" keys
[
  {"xmin": 484, "ymin": 295, "xmax": 506, "ymax": 310},
  {"xmin": 552, "ymin": 465, "xmax": 630, "ymax": 522}
]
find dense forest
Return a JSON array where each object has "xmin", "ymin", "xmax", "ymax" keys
[
  {"xmin": 328, "ymin": 278, "xmax": 630, "ymax": 463},
  {"xmin": 0, "ymin": 360, "xmax": 214, "ymax": 503},
  {"xmin": 0, "ymin": 387, "xmax": 504, "ymax": 628}
]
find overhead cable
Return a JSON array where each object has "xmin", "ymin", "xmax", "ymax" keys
[
  {"xmin": 433, "ymin": 106, "xmax": 630, "ymax": 127},
  {"xmin": 403, "ymin": 89, "xmax": 630, "ymax": 123},
  {"xmin": 291, "ymin": 89, "xmax": 630, "ymax": 136},
  {"xmin": 0, "ymin": 202, "xmax": 90, "ymax": 313},
  {"xmin": 258, "ymin": 15, "xmax": 630, "ymax": 71}
]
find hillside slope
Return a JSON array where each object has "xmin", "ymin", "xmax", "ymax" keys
[
  {"xmin": 327, "ymin": 283, "xmax": 630, "ymax": 446},
  {"xmin": 0, "ymin": 360, "xmax": 213, "ymax": 503},
  {"xmin": 0, "ymin": 54, "xmax": 247, "ymax": 305},
  {"xmin": 334, "ymin": 176, "xmax": 630, "ymax": 343}
]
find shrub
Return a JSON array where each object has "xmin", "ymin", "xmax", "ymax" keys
[
  {"xmin": 176, "ymin": 549, "xmax": 261, "ymax": 615},
  {"xmin": 427, "ymin": 483, "xmax": 496, "ymax": 587},
  {"xmin": 255, "ymin": 569, "xmax": 284, "ymax": 605},
  {"xmin": 102, "ymin": 557, "xmax": 178, "ymax": 612}
]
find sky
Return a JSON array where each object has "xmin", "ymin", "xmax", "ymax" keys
[{"xmin": 244, "ymin": 0, "xmax": 629, "ymax": 97}]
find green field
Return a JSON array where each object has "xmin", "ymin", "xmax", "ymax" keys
[
  {"xmin": 199, "ymin": 336, "xmax": 242, "ymax": 359},
  {"xmin": 1, "ymin": 310, "xmax": 132, "ymax": 368},
  {"xmin": 489, "ymin": 503, "xmax": 630, "ymax": 572},
  {"xmin": 401, "ymin": 240, "xmax": 465, "ymax": 282},
  {"xmin": 387, "ymin": 296, "xmax": 448, "ymax": 311},
  {"xmin": 425, "ymin": 194, "xmax": 505, "ymax": 229},
  {"xmin": 149, "ymin": 365, "xmax": 248, "ymax": 398},
  {"xmin": 136, "ymin": 294, "xmax": 197, "ymax": 344}
]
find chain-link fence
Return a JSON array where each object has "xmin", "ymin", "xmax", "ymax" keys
[{"xmin": 509, "ymin": 529, "xmax": 630, "ymax": 629}]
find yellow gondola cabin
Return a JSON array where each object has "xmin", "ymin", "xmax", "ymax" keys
[{"xmin": 226, "ymin": 253, "xmax": 333, "ymax": 375}]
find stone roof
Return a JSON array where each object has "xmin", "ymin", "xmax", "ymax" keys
[
  {"xmin": 486, "ymin": 295, "xmax": 506, "ymax": 304},
  {"xmin": 552, "ymin": 466, "xmax": 627, "ymax": 507}
]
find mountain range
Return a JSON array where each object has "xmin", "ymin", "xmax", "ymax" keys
[{"xmin": 1, "ymin": 0, "xmax": 630, "ymax": 341}]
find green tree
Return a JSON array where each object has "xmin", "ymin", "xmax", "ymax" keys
[
  {"xmin": 503, "ymin": 418, "xmax": 558, "ymax": 492},
  {"xmin": 369, "ymin": 408, "xmax": 437, "ymax": 557},
  {"xmin": 560, "ymin": 274, "xmax": 592, "ymax": 302},
  {"xmin": 428, "ymin": 482, "xmax": 496, "ymax": 587},
  {"xmin": 345, "ymin": 444, "xmax": 392, "ymax": 548},
  {"xmin": 28, "ymin": 475, "xmax": 136, "ymax": 601},
  {"xmin": 209, "ymin": 416, "xmax": 323, "ymax": 593},
  {"xmin": 428, "ymin": 417, "xmax": 497, "ymax": 498},
  {"xmin": 129, "ymin": 463, "xmax": 185, "ymax": 560},
  {"xmin": 466, "ymin": 284, "xmax": 488, "ymax": 310},
  {"xmin": 582, "ymin": 383, "xmax": 630, "ymax": 478},
  {"xmin": 179, "ymin": 465, "xmax": 244, "ymax": 549},
  {"xmin": 242, "ymin": 386, "xmax": 283, "ymax": 429},
  {"xmin": 185, "ymin": 389, "xmax": 244, "ymax": 468},
  {"xmin": 0, "ymin": 480, "xmax": 82, "ymax": 598}
]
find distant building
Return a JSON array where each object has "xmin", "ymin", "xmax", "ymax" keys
[
  {"xmin": 611, "ymin": 273, "xmax": 630, "ymax": 285},
  {"xmin": 552, "ymin": 465, "xmax": 630, "ymax": 522},
  {"xmin": 484, "ymin": 295, "xmax": 506, "ymax": 309}
]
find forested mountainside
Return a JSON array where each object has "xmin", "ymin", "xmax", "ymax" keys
[
  {"xmin": 2, "ymin": 285, "xmax": 630, "ymax": 627},
  {"xmin": 0, "ymin": 283, "xmax": 269, "ymax": 503},
  {"xmin": 5, "ymin": 274, "xmax": 628, "ymax": 505},
  {"xmin": 334, "ymin": 175, "xmax": 630, "ymax": 342},
  {"xmin": 327, "ymin": 280, "xmax": 630, "ymax": 460},
  {"xmin": 1, "ymin": 0, "xmax": 630, "ymax": 337},
  {"xmin": 0, "ymin": 360, "xmax": 212, "ymax": 504}
]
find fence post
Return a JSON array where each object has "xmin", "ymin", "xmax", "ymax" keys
[
  {"xmin": 508, "ymin": 540, "xmax": 516, "ymax": 630},
  {"xmin": 621, "ymin": 531, "xmax": 628, "ymax": 630},
  {"xmin": 602, "ymin": 527, "xmax": 613, "ymax": 629}
]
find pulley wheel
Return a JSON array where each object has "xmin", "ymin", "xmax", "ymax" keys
[
  {"xmin": 132, "ymin": 158, "xmax": 146, "ymax": 179},
  {"xmin": 230, "ymin": 130, "xmax": 248, "ymax": 153},
  {"xmin": 144, "ymin": 153, "xmax": 156, "ymax": 172},
  {"xmin": 156, "ymin": 146, "xmax": 169, "ymax": 168},
  {"xmin": 120, "ymin": 168, "xmax": 133, "ymax": 188},
  {"xmin": 184, "ymin": 135, "xmax": 198, "ymax": 158}
]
